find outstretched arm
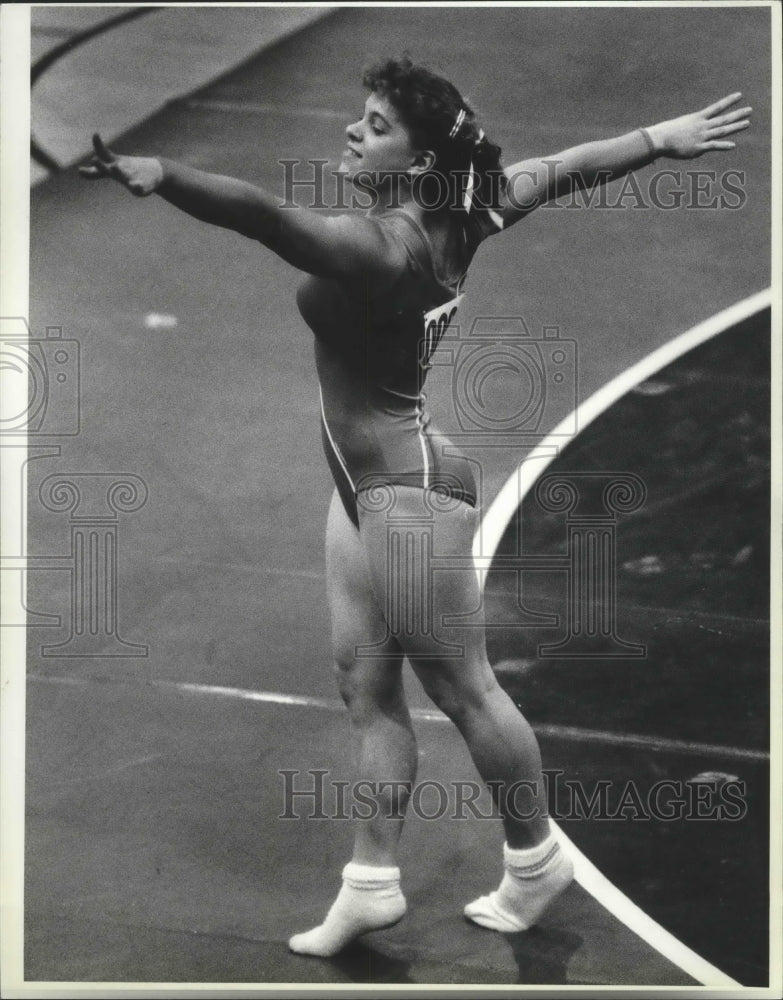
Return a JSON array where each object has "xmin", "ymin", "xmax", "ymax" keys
[
  {"xmin": 79, "ymin": 135, "xmax": 406, "ymax": 282},
  {"xmin": 500, "ymin": 93, "xmax": 752, "ymax": 228}
]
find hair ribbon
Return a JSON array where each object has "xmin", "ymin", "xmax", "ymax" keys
[
  {"xmin": 448, "ymin": 108, "xmax": 466, "ymax": 139},
  {"xmin": 463, "ymin": 127, "xmax": 483, "ymax": 213}
]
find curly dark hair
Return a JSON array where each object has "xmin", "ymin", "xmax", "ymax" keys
[{"xmin": 362, "ymin": 56, "xmax": 506, "ymax": 213}]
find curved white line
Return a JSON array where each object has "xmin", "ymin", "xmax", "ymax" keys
[
  {"xmin": 474, "ymin": 289, "xmax": 772, "ymax": 988},
  {"xmin": 547, "ymin": 821, "xmax": 738, "ymax": 989},
  {"xmin": 474, "ymin": 287, "xmax": 771, "ymax": 572}
]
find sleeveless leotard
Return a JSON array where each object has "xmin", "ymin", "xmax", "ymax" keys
[{"xmin": 296, "ymin": 207, "xmax": 500, "ymax": 527}]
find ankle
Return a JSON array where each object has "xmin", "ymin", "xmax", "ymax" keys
[
  {"xmin": 343, "ymin": 861, "xmax": 402, "ymax": 890},
  {"xmin": 503, "ymin": 833, "xmax": 562, "ymax": 877}
]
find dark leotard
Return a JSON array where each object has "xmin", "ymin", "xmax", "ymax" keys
[{"xmin": 297, "ymin": 207, "xmax": 500, "ymax": 528}]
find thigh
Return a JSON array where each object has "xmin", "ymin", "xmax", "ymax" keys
[
  {"xmin": 326, "ymin": 489, "xmax": 404, "ymax": 696},
  {"xmin": 356, "ymin": 484, "xmax": 490, "ymax": 674}
]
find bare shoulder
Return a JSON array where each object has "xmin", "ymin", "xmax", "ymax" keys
[
  {"xmin": 302, "ymin": 210, "xmax": 410, "ymax": 292},
  {"xmin": 323, "ymin": 212, "xmax": 410, "ymax": 269}
]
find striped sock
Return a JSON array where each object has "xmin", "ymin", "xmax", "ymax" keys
[
  {"xmin": 288, "ymin": 862, "xmax": 406, "ymax": 957},
  {"xmin": 464, "ymin": 834, "xmax": 573, "ymax": 932}
]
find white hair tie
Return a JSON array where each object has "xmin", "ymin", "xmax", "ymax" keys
[
  {"xmin": 448, "ymin": 108, "xmax": 466, "ymax": 139},
  {"xmin": 463, "ymin": 129, "xmax": 485, "ymax": 213}
]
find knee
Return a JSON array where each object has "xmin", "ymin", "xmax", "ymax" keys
[
  {"xmin": 332, "ymin": 653, "xmax": 359, "ymax": 706},
  {"xmin": 417, "ymin": 667, "xmax": 496, "ymax": 726},
  {"xmin": 332, "ymin": 656, "xmax": 405, "ymax": 727}
]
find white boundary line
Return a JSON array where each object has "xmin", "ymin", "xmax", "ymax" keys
[
  {"xmin": 474, "ymin": 288, "xmax": 772, "ymax": 573},
  {"xmin": 475, "ymin": 289, "xmax": 773, "ymax": 989}
]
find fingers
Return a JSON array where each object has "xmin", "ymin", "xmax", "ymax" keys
[
  {"xmin": 78, "ymin": 165, "xmax": 106, "ymax": 180},
  {"xmin": 79, "ymin": 154, "xmax": 113, "ymax": 179},
  {"xmin": 711, "ymin": 106, "xmax": 753, "ymax": 126},
  {"xmin": 79, "ymin": 146, "xmax": 125, "ymax": 185},
  {"xmin": 92, "ymin": 132, "xmax": 116, "ymax": 163},
  {"xmin": 708, "ymin": 119, "xmax": 751, "ymax": 138},
  {"xmin": 701, "ymin": 141, "xmax": 737, "ymax": 152},
  {"xmin": 702, "ymin": 92, "xmax": 743, "ymax": 117}
]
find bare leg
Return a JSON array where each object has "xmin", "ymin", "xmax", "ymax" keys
[
  {"xmin": 324, "ymin": 489, "xmax": 417, "ymax": 865},
  {"xmin": 357, "ymin": 485, "xmax": 549, "ymax": 847},
  {"xmin": 356, "ymin": 485, "xmax": 573, "ymax": 931},
  {"xmin": 288, "ymin": 491, "xmax": 413, "ymax": 955}
]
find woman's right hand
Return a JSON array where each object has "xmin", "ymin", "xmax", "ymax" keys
[
  {"xmin": 78, "ymin": 133, "xmax": 163, "ymax": 196},
  {"xmin": 645, "ymin": 93, "xmax": 752, "ymax": 159}
]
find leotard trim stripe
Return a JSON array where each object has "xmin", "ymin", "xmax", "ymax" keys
[
  {"xmin": 318, "ymin": 385, "xmax": 356, "ymax": 492},
  {"xmin": 487, "ymin": 208, "xmax": 505, "ymax": 231},
  {"xmin": 415, "ymin": 398, "xmax": 430, "ymax": 489},
  {"xmin": 385, "ymin": 387, "xmax": 424, "ymax": 403}
]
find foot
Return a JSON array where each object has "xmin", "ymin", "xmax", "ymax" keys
[
  {"xmin": 289, "ymin": 863, "xmax": 406, "ymax": 957},
  {"xmin": 465, "ymin": 838, "xmax": 574, "ymax": 932}
]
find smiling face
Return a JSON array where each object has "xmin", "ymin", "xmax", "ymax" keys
[{"xmin": 340, "ymin": 91, "xmax": 427, "ymax": 188}]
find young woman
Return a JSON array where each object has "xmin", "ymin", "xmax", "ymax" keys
[{"xmin": 81, "ymin": 57, "xmax": 751, "ymax": 957}]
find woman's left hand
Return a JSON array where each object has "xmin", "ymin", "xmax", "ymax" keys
[
  {"xmin": 646, "ymin": 93, "xmax": 752, "ymax": 159},
  {"xmin": 79, "ymin": 133, "xmax": 163, "ymax": 195}
]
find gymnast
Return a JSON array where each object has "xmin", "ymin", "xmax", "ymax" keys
[{"xmin": 81, "ymin": 56, "xmax": 751, "ymax": 955}]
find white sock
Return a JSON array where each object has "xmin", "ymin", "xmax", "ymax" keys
[
  {"xmin": 288, "ymin": 862, "xmax": 406, "ymax": 957},
  {"xmin": 464, "ymin": 834, "xmax": 574, "ymax": 932}
]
